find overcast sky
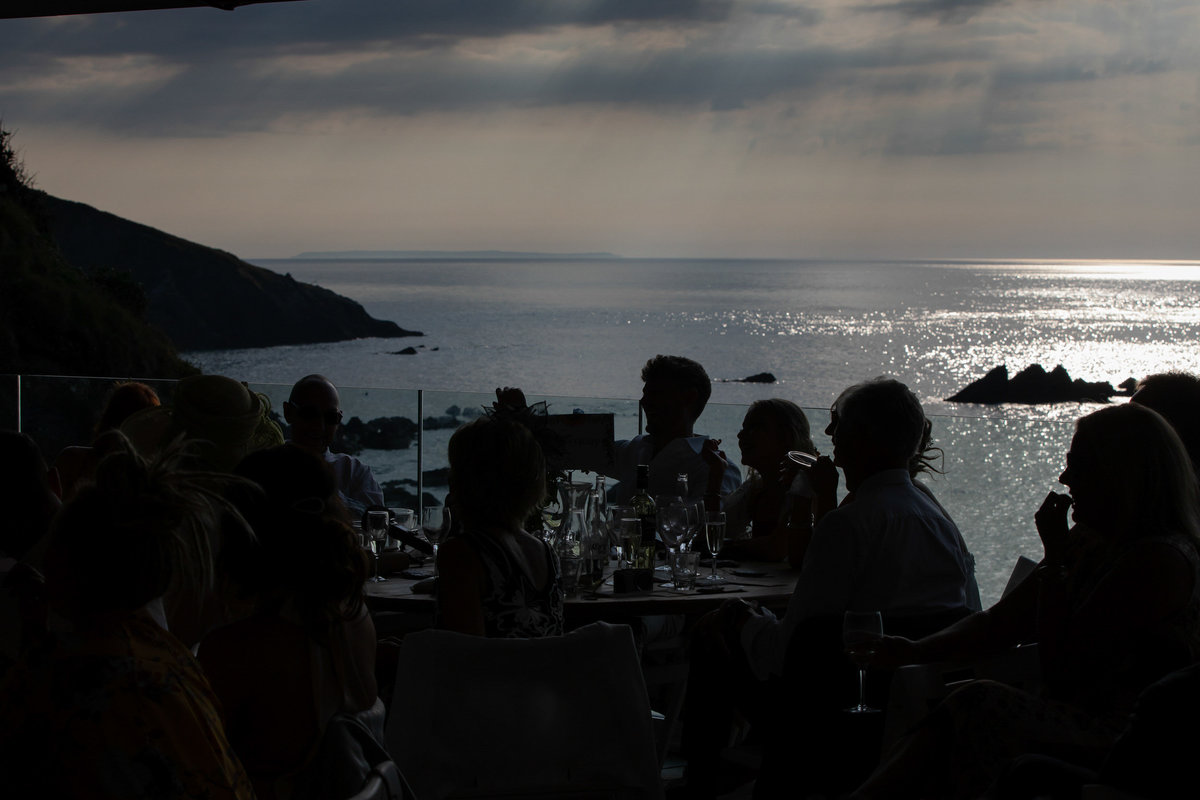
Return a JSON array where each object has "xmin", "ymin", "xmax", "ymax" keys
[{"xmin": 3, "ymin": 0, "xmax": 1198, "ymax": 259}]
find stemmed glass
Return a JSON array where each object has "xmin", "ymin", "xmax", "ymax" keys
[
  {"xmin": 366, "ymin": 509, "xmax": 390, "ymax": 583},
  {"xmin": 657, "ymin": 500, "xmax": 687, "ymax": 552},
  {"xmin": 679, "ymin": 500, "xmax": 706, "ymax": 552},
  {"xmin": 421, "ymin": 505, "xmax": 450, "ymax": 574},
  {"xmin": 843, "ymin": 611, "xmax": 884, "ymax": 713},
  {"xmin": 698, "ymin": 511, "xmax": 726, "ymax": 585}
]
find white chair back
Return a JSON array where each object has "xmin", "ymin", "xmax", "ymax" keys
[{"xmin": 386, "ymin": 622, "xmax": 663, "ymax": 800}]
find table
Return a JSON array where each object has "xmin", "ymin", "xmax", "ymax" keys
[{"xmin": 363, "ymin": 559, "xmax": 800, "ymax": 628}]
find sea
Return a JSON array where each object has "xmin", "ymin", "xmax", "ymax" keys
[{"xmin": 186, "ymin": 257, "xmax": 1200, "ymax": 605}]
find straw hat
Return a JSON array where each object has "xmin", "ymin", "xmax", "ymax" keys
[{"xmin": 122, "ymin": 374, "xmax": 283, "ymax": 471}]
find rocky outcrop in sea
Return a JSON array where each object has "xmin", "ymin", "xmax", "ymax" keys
[{"xmin": 947, "ymin": 364, "xmax": 1135, "ymax": 405}]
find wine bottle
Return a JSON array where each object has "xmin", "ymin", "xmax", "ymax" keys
[{"xmin": 631, "ymin": 464, "xmax": 657, "ymax": 548}]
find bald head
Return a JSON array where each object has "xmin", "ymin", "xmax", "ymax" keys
[{"xmin": 284, "ymin": 375, "xmax": 342, "ymax": 455}]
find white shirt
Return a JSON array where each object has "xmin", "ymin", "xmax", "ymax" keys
[
  {"xmin": 740, "ymin": 468, "xmax": 978, "ymax": 680},
  {"xmin": 324, "ymin": 450, "xmax": 385, "ymax": 512},
  {"xmin": 608, "ymin": 434, "xmax": 742, "ymax": 505}
]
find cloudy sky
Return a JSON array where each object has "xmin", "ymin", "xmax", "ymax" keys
[{"xmin": 2, "ymin": 0, "xmax": 1198, "ymax": 259}]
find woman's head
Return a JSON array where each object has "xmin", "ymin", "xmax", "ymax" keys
[
  {"xmin": 228, "ymin": 444, "xmax": 367, "ymax": 626},
  {"xmin": 1064, "ymin": 404, "xmax": 1200, "ymax": 540},
  {"xmin": 96, "ymin": 381, "xmax": 160, "ymax": 437},
  {"xmin": 45, "ymin": 433, "xmax": 225, "ymax": 619},
  {"xmin": 448, "ymin": 416, "xmax": 546, "ymax": 529},
  {"xmin": 737, "ymin": 399, "xmax": 815, "ymax": 472}
]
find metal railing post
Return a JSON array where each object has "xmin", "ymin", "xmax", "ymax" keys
[{"xmin": 417, "ymin": 388, "xmax": 424, "ymax": 517}]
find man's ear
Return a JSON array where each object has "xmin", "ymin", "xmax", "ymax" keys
[
  {"xmin": 282, "ymin": 401, "xmax": 295, "ymax": 424},
  {"xmin": 682, "ymin": 387, "xmax": 700, "ymax": 420}
]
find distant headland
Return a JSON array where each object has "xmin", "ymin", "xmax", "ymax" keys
[
  {"xmin": 41, "ymin": 196, "xmax": 422, "ymax": 352},
  {"xmin": 291, "ymin": 249, "xmax": 622, "ymax": 260}
]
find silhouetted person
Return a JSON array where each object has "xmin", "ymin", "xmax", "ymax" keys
[
  {"xmin": 1130, "ymin": 370, "xmax": 1200, "ymax": 475},
  {"xmin": 53, "ymin": 381, "xmax": 160, "ymax": 501},
  {"xmin": 498, "ymin": 354, "xmax": 741, "ymax": 504},
  {"xmin": 855, "ymin": 403, "xmax": 1200, "ymax": 800},
  {"xmin": 284, "ymin": 374, "xmax": 383, "ymax": 513},
  {"xmin": 437, "ymin": 416, "xmax": 564, "ymax": 638},
  {"xmin": 680, "ymin": 378, "xmax": 978, "ymax": 798}
]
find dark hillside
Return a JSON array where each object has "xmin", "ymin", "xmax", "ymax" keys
[
  {"xmin": 42, "ymin": 194, "xmax": 420, "ymax": 351},
  {"xmin": 0, "ymin": 129, "xmax": 194, "ymax": 378}
]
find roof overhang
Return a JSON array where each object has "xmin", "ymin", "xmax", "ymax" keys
[{"xmin": 2, "ymin": 1, "xmax": 305, "ymax": 19}]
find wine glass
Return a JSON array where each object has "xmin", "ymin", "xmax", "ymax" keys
[
  {"xmin": 366, "ymin": 509, "xmax": 390, "ymax": 583},
  {"xmin": 657, "ymin": 500, "xmax": 687, "ymax": 552},
  {"xmin": 699, "ymin": 511, "xmax": 726, "ymax": 585},
  {"xmin": 678, "ymin": 499, "xmax": 705, "ymax": 552},
  {"xmin": 843, "ymin": 611, "xmax": 884, "ymax": 713},
  {"xmin": 422, "ymin": 505, "xmax": 450, "ymax": 573},
  {"xmin": 617, "ymin": 516, "xmax": 641, "ymax": 569}
]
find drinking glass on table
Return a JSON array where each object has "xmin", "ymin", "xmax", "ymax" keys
[
  {"xmin": 366, "ymin": 509, "xmax": 390, "ymax": 583},
  {"xmin": 658, "ymin": 501, "xmax": 689, "ymax": 552},
  {"xmin": 699, "ymin": 511, "xmax": 726, "ymax": 585},
  {"xmin": 678, "ymin": 499, "xmax": 705, "ymax": 552},
  {"xmin": 617, "ymin": 517, "xmax": 641, "ymax": 569},
  {"xmin": 843, "ymin": 611, "xmax": 884, "ymax": 713},
  {"xmin": 422, "ymin": 505, "xmax": 450, "ymax": 573}
]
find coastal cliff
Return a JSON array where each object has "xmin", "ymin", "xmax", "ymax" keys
[
  {"xmin": 1, "ymin": 127, "xmax": 194, "ymax": 378},
  {"xmin": 41, "ymin": 194, "xmax": 420, "ymax": 351}
]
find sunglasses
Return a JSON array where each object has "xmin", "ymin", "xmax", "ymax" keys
[{"xmin": 288, "ymin": 403, "xmax": 343, "ymax": 426}]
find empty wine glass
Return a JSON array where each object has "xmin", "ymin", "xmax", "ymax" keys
[
  {"xmin": 843, "ymin": 611, "xmax": 884, "ymax": 713},
  {"xmin": 422, "ymin": 505, "xmax": 450, "ymax": 573},
  {"xmin": 679, "ymin": 499, "xmax": 705, "ymax": 552},
  {"xmin": 657, "ymin": 500, "xmax": 688, "ymax": 552},
  {"xmin": 366, "ymin": 509, "xmax": 390, "ymax": 583}
]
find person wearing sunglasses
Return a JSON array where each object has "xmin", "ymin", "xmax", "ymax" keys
[{"xmin": 284, "ymin": 374, "xmax": 384, "ymax": 513}]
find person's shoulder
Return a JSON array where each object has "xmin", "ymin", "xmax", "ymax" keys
[
  {"xmin": 324, "ymin": 449, "xmax": 365, "ymax": 467},
  {"xmin": 439, "ymin": 534, "xmax": 485, "ymax": 573}
]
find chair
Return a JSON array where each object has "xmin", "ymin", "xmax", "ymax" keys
[
  {"xmin": 347, "ymin": 760, "xmax": 407, "ymax": 800},
  {"xmin": 292, "ymin": 698, "xmax": 399, "ymax": 800},
  {"xmin": 386, "ymin": 622, "xmax": 663, "ymax": 800}
]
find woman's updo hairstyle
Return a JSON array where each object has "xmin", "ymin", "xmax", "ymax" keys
[
  {"xmin": 48, "ymin": 433, "xmax": 234, "ymax": 616},
  {"xmin": 448, "ymin": 416, "xmax": 547, "ymax": 530}
]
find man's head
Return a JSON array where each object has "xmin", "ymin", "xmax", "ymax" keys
[
  {"xmin": 639, "ymin": 355, "xmax": 712, "ymax": 438},
  {"xmin": 284, "ymin": 374, "xmax": 343, "ymax": 455},
  {"xmin": 1131, "ymin": 371, "xmax": 1200, "ymax": 474},
  {"xmin": 826, "ymin": 377, "xmax": 925, "ymax": 490}
]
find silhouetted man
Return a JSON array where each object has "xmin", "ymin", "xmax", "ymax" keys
[
  {"xmin": 680, "ymin": 377, "xmax": 978, "ymax": 798},
  {"xmin": 284, "ymin": 374, "xmax": 384, "ymax": 513}
]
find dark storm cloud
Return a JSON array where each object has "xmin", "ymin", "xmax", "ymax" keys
[{"xmin": 0, "ymin": 31, "xmax": 993, "ymax": 136}]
